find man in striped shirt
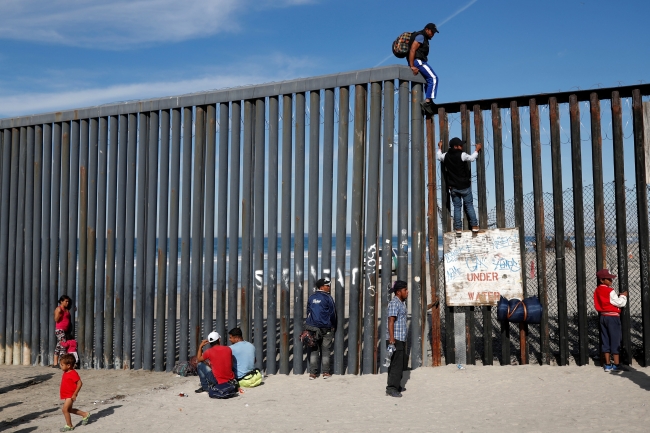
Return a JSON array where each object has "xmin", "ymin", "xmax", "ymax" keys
[{"xmin": 386, "ymin": 280, "xmax": 409, "ymax": 398}]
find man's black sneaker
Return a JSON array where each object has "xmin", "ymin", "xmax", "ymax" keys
[
  {"xmin": 420, "ymin": 101, "xmax": 435, "ymax": 116},
  {"xmin": 386, "ymin": 390, "xmax": 402, "ymax": 398},
  {"xmin": 195, "ymin": 387, "xmax": 206, "ymax": 393}
]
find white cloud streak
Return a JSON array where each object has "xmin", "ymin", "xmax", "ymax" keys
[
  {"xmin": 374, "ymin": 0, "xmax": 480, "ymax": 67},
  {"xmin": 0, "ymin": 0, "xmax": 314, "ymax": 48},
  {"xmin": 0, "ymin": 54, "xmax": 317, "ymax": 117}
]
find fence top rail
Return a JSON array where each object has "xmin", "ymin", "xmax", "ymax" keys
[
  {"xmin": 437, "ymin": 83, "xmax": 650, "ymax": 114},
  {"xmin": 0, "ymin": 65, "xmax": 424, "ymax": 129}
]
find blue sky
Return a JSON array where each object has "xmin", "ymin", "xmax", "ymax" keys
[{"xmin": 1, "ymin": 0, "xmax": 649, "ymax": 118}]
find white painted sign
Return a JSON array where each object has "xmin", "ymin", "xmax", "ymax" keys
[{"xmin": 443, "ymin": 228, "xmax": 523, "ymax": 306}]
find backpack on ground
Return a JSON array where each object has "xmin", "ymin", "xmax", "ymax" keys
[
  {"xmin": 207, "ymin": 379, "xmax": 239, "ymax": 399},
  {"xmin": 392, "ymin": 31, "xmax": 414, "ymax": 58}
]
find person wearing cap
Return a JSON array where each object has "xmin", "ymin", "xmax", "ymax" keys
[
  {"xmin": 408, "ymin": 23, "xmax": 439, "ymax": 116},
  {"xmin": 437, "ymin": 137, "xmax": 482, "ymax": 235},
  {"xmin": 386, "ymin": 280, "xmax": 408, "ymax": 398},
  {"xmin": 305, "ymin": 277, "xmax": 337, "ymax": 379},
  {"xmin": 593, "ymin": 269, "xmax": 628, "ymax": 372},
  {"xmin": 195, "ymin": 331, "xmax": 235, "ymax": 394},
  {"xmin": 228, "ymin": 327, "xmax": 262, "ymax": 387}
]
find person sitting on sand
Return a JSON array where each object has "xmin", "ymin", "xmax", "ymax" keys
[
  {"xmin": 195, "ymin": 332, "xmax": 237, "ymax": 398},
  {"xmin": 228, "ymin": 327, "xmax": 262, "ymax": 387}
]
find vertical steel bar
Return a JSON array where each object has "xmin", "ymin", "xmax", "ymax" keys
[
  {"xmin": 267, "ymin": 96, "xmax": 279, "ymax": 374},
  {"xmin": 95, "ymin": 117, "xmax": 109, "ymax": 368},
  {"xmin": 322, "ymin": 89, "xmax": 335, "ymax": 282},
  {"xmin": 381, "ymin": 81, "xmax": 395, "ymax": 372},
  {"xmin": 67, "ymin": 120, "xmax": 80, "ymax": 341},
  {"xmin": 632, "ymin": 90, "xmax": 650, "ymax": 366},
  {"xmin": 410, "ymin": 82, "xmax": 424, "ymax": 369},
  {"xmin": 5, "ymin": 128, "xmax": 19, "ymax": 364},
  {"xmin": 114, "ymin": 114, "xmax": 128, "ymax": 369},
  {"xmin": 474, "ymin": 105, "xmax": 491, "ymax": 366},
  {"xmin": 49, "ymin": 123, "xmax": 62, "ymax": 364},
  {"xmin": 334, "ymin": 87, "xmax": 349, "ymax": 374},
  {"xmin": 439, "ymin": 109, "xmax": 454, "ymax": 364},
  {"xmin": 308, "ymin": 91, "xmax": 321, "ymax": 290},
  {"xmin": 0, "ymin": 129, "xmax": 11, "ymax": 364},
  {"xmin": 32, "ymin": 126, "xmax": 43, "ymax": 365},
  {"xmin": 103, "ymin": 116, "xmax": 118, "ymax": 368},
  {"xmin": 77, "ymin": 120, "xmax": 88, "ymax": 367},
  {"xmin": 85, "ymin": 117, "xmax": 98, "ymax": 367},
  {"xmin": 569, "ymin": 95, "xmax": 588, "ymax": 366},
  {"xmin": 549, "ymin": 97, "xmax": 568, "ymax": 365},
  {"xmin": 190, "ymin": 107, "xmax": 205, "ymax": 353},
  {"xmin": 611, "ymin": 92, "xmax": 630, "ymax": 364},
  {"xmin": 156, "ymin": 110, "xmax": 170, "ymax": 372},
  {"xmin": 23, "ymin": 126, "xmax": 34, "ymax": 364},
  {"xmin": 123, "ymin": 113, "xmax": 137, "ymax": 368},
  {"xmin": 144, "ymin": 111, "xmax": 159, "ymax": 370},
  {"xmin": 41, "ymin": 124, "xmax": 53, "ymax": 365},
  {"xmin": 241, "ymin": 101, "xmax": 253, "ymax": 342},
  {"xmin": 530, "ymin": 99, "xmax": 549, "ymax": 364},
  {"xmin": 334, "ymin": 87, "xmax": 350, "ymax": 374},
  {"xmin": 104, "ymin": 116, "xmax": 118, "ymax": 368},
  {"xmin": 293, "ymin": 92, "xmax": 306, "ymax": 374},
  {"xmin": 397, "ymin": 81, "xmax": 409, "ymax": 282},
  {"xmin": 166, "ymin": 108, "xmax": 181, "ymax": 370},
  {"xmin": 349, "ymin": 84, "xmax": 367, "ymax": 375},
  {"xmin": 227, "ymin": 102, "xmax": 241, "ymax": 333},
  {"xmin": 492, "ymin": 105, "xmax": 505, "ymax": 227},
  {"xmin": 510, "ymin": 102, "xmax": 528, "ymax": 364},
  {"xmin": 280, "ymin": 94, "xmax": 293, "ymax": 375},
  {"xmin": 253, "ymin": 98, "xmax": 266, "ymax": 369},
  {"xmin": 362, "ymin": 81, "xmax": 382, "ymax": 374},
  {"xmin": 425, "ymin": 99, "xmax": 441, "ymax": 368},
  {"xmin": 134, "ymin": 112, "xmax": 149, "ymax": 369},
  {"xmin": 460, "ymin": 105, "xmax": 474, "ymax": 364},
  {"xmin": 203, "ymin": 105, "xmax": 216, "ymax": 340},
  {"xmin": 216, "ymin": 103, "xmax": 229, "ymax": 341},
  {"xmin": 13, "ymin": 127, "xmax": 27, "ymax": 364},
  {"xmin": 590, "ymin": 94, "xmax": 606, "ymax": 270},
  {"xmin": 59, "ymin": 122, "xmax": 70, "ymax": 302},
  {"xmin": 180, "ymin": 107, "xmax": 193, "ymax": 361}
]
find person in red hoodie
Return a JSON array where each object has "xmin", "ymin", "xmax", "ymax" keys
[{"xmin": 593, "ymin": 269, "xmax": 628, "ymax": 372}]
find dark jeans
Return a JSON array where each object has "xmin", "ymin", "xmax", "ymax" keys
[
  {"xmin": 386, "ymin": 340, "xmax": 406, "ymax": 393},
  {"xmin": 600, "ymin": 315, "xmax": 622, "ymax": 355},
  {"xmin": 308, "ymin": 327, "xmax": 334, "ymax": 375},
  {"xmin": 197, "ymin": 362, "xmax": 217, "ymax": 390},
  {"xmin": 450, "ymin": 186, "xmax": 478, "ymax": 229}
]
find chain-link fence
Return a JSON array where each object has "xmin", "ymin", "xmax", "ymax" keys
[{"xmin": 432, "ymin": 181, "xmax": 650, "ymax": 365}]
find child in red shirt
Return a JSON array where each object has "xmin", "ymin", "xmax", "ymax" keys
[
  {"xmin": 593, "ymin": 268, "xmax": 628, "ymax": 372},
  {"xmin": 59, "ymin": 353, "xmax": 90, "ymax": 431},
  {"xmin": 60, "ymin": 339, "xmax": 79, "ymax": 366}
]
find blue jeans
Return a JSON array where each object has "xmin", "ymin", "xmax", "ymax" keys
[
  {"xmin": 197, "ymin": 362, "xmax": 217, "ymax": 390},
  {"xmin": 450, "ymin": 187, "xmax": 478, "ymax": 230}
]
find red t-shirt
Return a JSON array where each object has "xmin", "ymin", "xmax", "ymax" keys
[
  {"xmin": 202, "ymin": 345, "xmax": 234, "ymax": 384},
  {"xmin": 56, "ymin": 308, "xmax": 71, "ymax": 331},
  {"xmin": 60, "ymin": 369, "xmax": 81, "ymax": 399}
]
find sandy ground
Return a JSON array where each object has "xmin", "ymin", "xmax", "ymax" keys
[{"xmin": 1, "ymin": 362, "xmax": 649, "ymax": 433}]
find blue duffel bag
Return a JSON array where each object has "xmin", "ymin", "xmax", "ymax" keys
[{"xmin": 497, "ymin": 296, "xmax": 542, "ymax": 324}]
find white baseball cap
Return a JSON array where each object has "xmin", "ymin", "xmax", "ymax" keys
[{"xmin": 207, "ymin": 331, "xmax": 220, "ymax": 343}]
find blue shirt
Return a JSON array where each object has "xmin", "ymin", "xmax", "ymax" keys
[
  {"xmin": 306, "ymin": 290, "xmax": 337, "ymax": 329},
  {"xmin": 230, "ymin": 341, "xmax": 255, "ymax": 379},
  {"xmin": 386, "ymin": 296, "xmax": 407, "ymax": 342},
  {"xmin": 415, "ymin": 34, "xmax": 425, "ymax": 44}
]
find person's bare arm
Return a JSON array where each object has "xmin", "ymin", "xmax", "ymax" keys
[
  {"xmin": 54, "ymin": 306, "xmax": 62, "ymax": 323},
  {"xmin": 388, "ymin": 316, "xmax": 396, "ymax": 345},
  {"xmin": 72, "ymin": 378, "xmax": 83, "ymax": 402},
  {"xmin": 196, "ymin": 340, "xmax": 209, "ymax": 362},
  {"xmin": 408, "ymin": 42, "xmax": 420, "ymax": 75}
]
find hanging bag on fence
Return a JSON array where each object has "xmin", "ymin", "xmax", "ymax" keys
[{"xmin": 497, "ymin": 296, "xmax": 542, "ymax": 324}]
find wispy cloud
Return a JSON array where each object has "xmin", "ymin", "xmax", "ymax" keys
[
  {"xmin": 0, "ymin": 0, "xmax": 314, "ymax": 48},
  {"xmin": 0, "ymin": 54, "xmax": 318, "ymax": 117},
  {"xmin": 374, "ymin": 0, "xmax": 480, "ymax": 67}
]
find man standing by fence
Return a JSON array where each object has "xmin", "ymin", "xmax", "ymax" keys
[
  {"xmin": 306, "ymin": 277, "xmax": 337, "ymax": 380},
  {"xmin": 386, "ymin": 280, "xmax": 409, "ymax": 398}
]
